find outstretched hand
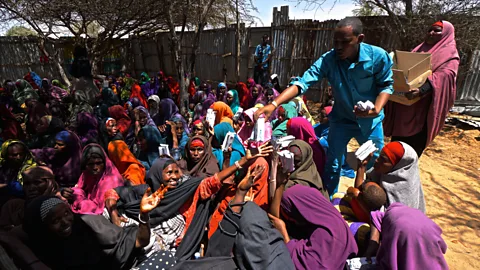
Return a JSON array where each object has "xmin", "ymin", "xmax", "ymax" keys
[
  {"xmin": 246, "ymin": 141, "xmax": 273, "ymax": 160},
  {"xmin": 238, "ymin": 164, "xmax": 265, "ymax": 192},
  {"xmin": 254, "ymin": 104, "xmax": 276, "ymax": 121},
  {"xmin": 140, "ymin": 185, "xmax": 168, "ymax": 214}
]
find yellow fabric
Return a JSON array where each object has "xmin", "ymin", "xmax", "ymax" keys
[{"xmin": 0, "ymin": 140, "xmax": 37, "ymax": 184}]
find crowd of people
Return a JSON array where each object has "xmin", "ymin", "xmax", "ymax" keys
[{"xmin": 0, "ymin": 17, "xmax": 457, "ymax": 270}]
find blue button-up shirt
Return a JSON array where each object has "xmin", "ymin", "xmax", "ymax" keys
[{"xmin": 293, "ymin": 43, "xmax": 394, "ymax": 135}]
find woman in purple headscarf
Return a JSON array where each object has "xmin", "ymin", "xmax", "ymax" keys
[
  {"xmin": 269, "ymin": 184, "xmax": 358, "ymax": 270},
  {"xmin": 369, "ymin": 203, "xmax": 448, "ymax": 270},
  {"xmin": 75, "ymin": 112, "xmax": 99, "ymax": 147},
  {"xmin": 40, "ymin": 78, "xmax": 68, "ymax": 105},
  {"xmin": 153, "ymin": 98, "xmax": 179, "ymax": 126}
]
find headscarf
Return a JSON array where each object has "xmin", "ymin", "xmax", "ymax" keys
[
  {"xmin": 156, "ymin": 98, "xmax": 180, "ymax": 125},
  {"xmin": 108, "ymin": 105, "xmax": 132, "ymax": 137},
  {"xmin": 140, "ymin": 72, "xmax": 156, "ymax": 97},
  {"xmin": 237, "ymin": 107, "xmax": 272, "ymax": 147},
  {"xmin": 52, "ymin": 79, "xmax": 68, "ymax": 90},
  {"xmin": 247, "ymin": 78, "xmax": 256, "ymax": 89},
  {"xmin": 108, "ymin": 140, "xmax": 146, "ymax": 185},
  {"xmin": 382, "ymin": 141, "xmax": 405, "ymax": 167},
  {"xmin": 134, "ymin": 106, "xmax": 156, "ymax": 127},
  {"xmin": 0, "ymin": 104, "xmax": 25, "ymax": 141},
  {"xmin": 41, "ymin": 78, "xmax": 68, "ymax": 104},
  {"xmin": 251, "ymin": 84, "xmax": 266, "ymax": 106},
  {"xmin": 148, "ymin": 95, "xmax": 161, "ymax": 118},
  {"xmin": 136, "ymin": 125, "xmax": 163, "ymax": 170},
  {"xmin": 272, "ymin": 103, "xmax": 297, "ymax": 137},
  {"xmin": 32, "ymin": 131, "xmax": 82, "ymax": 188},
  {"xmin": 101, "ymin": 88, "xmax": 120, "ymax": 107},
  {"xmin": 236, "ymin": 82, "xmax": 252, "ymax": 108},
  {"xmin": 226, "ymin": 90, "xmax": 241, "ymax": 115},
  {"xmin": 168, "ymin": 114, "xmax": 190, "ymax": 154},
  {"xmin": 371, "ymin": 203, "xmax": 448, "ymax": 270},
  {"xmin": 287, "ymin": 117, "xmax": 326, "ymax": 176},
  {"xmin": 183, "ymin": 136, "xmax": 219, "ymax": 178},
  {"xmin": 287, "ymin": 140, "xmax": 328, "ymax": 198},
  {"xmin": 212, "ymin": 122, "xmax": 245, "ymax": 170},
  {"xmin": 71, "ymin": 144, "xmax": 124, "ymax": 214},
  {"xmin": 216, "ymin": 82, "xmax": 227, "ymax": 101},
  {"xmin": 0, "ymin": 140, "xmax": 37, "ymax": 186},
  {"xmin": 370, "ymin": 142, "xmax": 426, "ymax": 213},
  {"xmin": 288, "ymin": 97, "xmax": 315, "ymax": 125},
  {"xmin": 281, "ymin": 185, "xmax": 358, "ymax": 270},
  {"xmin": 129, "ymin": 83, "xmax": 149, "ymax": 108},
  {"xmin": 76, "ymin": 112, "xmax": 99, "ymax": 146},
  {"xmin": 210, "ymin": 101, "xmax": 234, "ymax": 127},
  {"xmin": 384, "ymin": 21, "xmax": 460, "ymax": 148},
  {"xmin": 25, "ymin": 99, "xmax": 50, "ymax": 135}
]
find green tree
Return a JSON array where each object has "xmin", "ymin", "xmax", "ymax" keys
[{"xmin": 5, "ymin": 25, "xmax": 37, "ymax": 36}]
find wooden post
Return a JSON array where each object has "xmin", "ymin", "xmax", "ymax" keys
[{"xmin": 235, "ymin": 0, "xmax": 240, "ymax": 82}]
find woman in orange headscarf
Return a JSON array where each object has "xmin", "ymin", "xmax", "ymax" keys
[
  {"xmin": 210, "ymin": 101, "xmax": 234, "ymax": 126},
  {"xmin": 107, "ymin": 139, "xmax": 146, "ymax": 186}
]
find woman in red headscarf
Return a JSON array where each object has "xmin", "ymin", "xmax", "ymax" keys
[
  {"xmin": 384, "ymin": 21, "xmax": 460, "ymax": 157},
  {"xmin": 236, "ymin": 82, "xmax": 252, "ymax": 109}
]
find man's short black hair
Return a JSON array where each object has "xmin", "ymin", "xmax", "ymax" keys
[
  {"xmin": 336, "ymin": 17, "xmax": 364, "ymax": 36},
  {"xmin": 361, "ymin": 183, "xmax": 386, "ymax": 211}
]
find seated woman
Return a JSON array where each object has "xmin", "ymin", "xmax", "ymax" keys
[
  {"xmin": 28, "ymin": 115, "xmax": 65, "ymax": 149},
  {"xmin": 31, "ymin": 131, "xmax": 82, "ymax": 188},
  {"xmin": 237, "ymin": 107, "xmax": 272, "ymax": 148},
  {"xmin": 108, "ymin": 139, "xmax": 146, "ymax": 186},
  {"xmin": 287, "ymin": 117, "xmax": 326, "ymax": 176},
  {"xmin": 225, "ymin": 89, "xmax": 241, "ymax": 115},
  {"xmin": 269, "ymin": 184, "xmax": 358, "ymax": 270},
  {"xmin": 108, "ymin": 105, "xmax": 132, "ymax": 138},
  {"xmin": 105, "ymin": 144, "xmax": 271, "ymax": 255},
  {"xmin": 98, "ymin": 118, "xmax": 124, "ymax": 152},
  {"xmin": 76, "ymin": 112, "xmax": 99, "ymax": 147},
  {"xmin": 154, "ymin": 98, "xmax": 180, "ymax": 127},
  {"xmin": 18, "ymin": 191, "xmax": 168, "ymax": 270},
  {"xmin": 61, "ymin": 144, "xmax": 124, "ymax": 215},
  {"xmin": 177, "ymin": 135, "xmax": 219, "ymax": 178},
  {"xmin": 135, "ymin": 125, "xmax": 163, "ymax": 171},
  {"xmin": 211, "ymin": 122, "xmax": 245, "ymax": 170},
  {"xmin": 384, "ymin": 21, "xmax": 459, "ymax": 158},
  {"xmin": 125, "ymin": 105, "xmax": 157, "ymax": 148},
  {"xmin": 285, "ymin": 140, "xmax": 328, "ymax": 198},
  {"xmin": 0, "ymin": 140, "xmax": 37, "ymax": 203},
  {"xmin": 210, "ymin": 101, "xmax": 234, "ymax": 127},
  {"xmin": 368, "ymin": 203, "xmax": 448, "ymax": 269},
  {"xmin": 358, "ymin": 141, "xmax": 426, "ymax": 213},
  {"xmin": 272, "ymin": 103, "xmax": 297, "ymax": 137},
  {"xmin": 191, "ymin": 120, "xmax": 209, "ymax": 138},
  {"xmin": 161, "ymin": 114, "xmax": 190, "ymax": 160}
]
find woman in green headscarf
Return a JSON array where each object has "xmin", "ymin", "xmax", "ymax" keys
[
  {"xmin": 13, "ymin": 79, "xmax": 39, "ymax": 106},
  {"xmin": 140, "ymin": 72, "xmax": 154, "ymax": 97},
  {"xmin": 272, "ymin": 103, "xmax": 298, "ymax": 137},
  {"xmin": 225, "ymin": 89, "xmax": 241, "ymax": 115}
]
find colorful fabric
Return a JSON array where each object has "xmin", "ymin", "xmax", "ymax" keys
[
  {"xmin": 371, "ymin": 203, "xmax": 448, "ymax": 270},
  {"xmin": 129, "ymin": 83, "xmax": 149, "ymax": 108},
  {"xmin": 137, "ymin": 125, "xmax": 163, "ymax": 170},
  {"xmin": 41, "ymin": 78, "xmax": 68, "ymax": 104},
  {"xmin": 236, "ymin": 82, "xmax": 252, "ymax": 109},
  {"xmin": 108, "ymin": 140, "xmax": 146, "ymax": 185},
  {"xmin": 237, "ymin": 107, "xmax": 272, "ymax": 147},
  {"xmin": 384, "ymin": 21, "xmax": 460, "ymax": 148},
  {"xmin": 212, "ymin": 122, "xmax": 245, "ymax": 170},
  {"xmin": 287, "ymin": 117, "xmax": 326, "ymax": 176},
  {"xmin": 226, "ymin": 90, "xmax": 241, "ymax": 115},
  {"xmin": 134, "ymin": 106, "xmax": 156, "ymax": 127},
  {"xmin": 71, "ymin": 144, "xmax": 124, "ymax": 214},
  {"xmin": 288, "ymin": 97, "xmax": 315, "ymax": 125},
  {"xmin": 156, "ymin": 98, "xmax": 180, "ymax": 125},
  {"xmin": 108, "ymin": 105, "xmax": 132, "ymax": 137},
  {"xmin": 382, "ymin": 141, "xmax": 405, "ymax": 167},
  {"xmin": 13, "ymin": 79, "xmax": 39, "ymax": 107},
  {"xmin": 210, "ymin": 102, "xmax": 234, "ymax": 127},
  {"xmin": 272, "ymin": 103, "xmax": 297, "ymax": 137},
  {"xmin": 183, "ymin": 135, "xmax": 219, "ymax": 178},
  {"xmin": 281, "ymin": 185, "xmax": 358, "ymax": 270},
  {"xmin": 255, "ymin": 44, "xmax": 272, "ymax": 69},
  {"xmin": 76, "ymin": 112, "xmax": 98, "ymax": 146},
  {"xmin": 0, "ymin": 140, "xmax": 37, "ymax": 186},
  {"xmin": 0, "ymin": 104, "xmax": 25, "ymax": 141}
]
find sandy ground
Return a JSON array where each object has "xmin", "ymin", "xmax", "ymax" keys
[{"xmin": 308, "ymin": 101, "xmax": 480, "ymax": 269}]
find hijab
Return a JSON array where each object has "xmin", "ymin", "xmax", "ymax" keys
[
  {"xmin": 371, "ymin": 203, "xmax": 448, "ymax": 270},
  {"xmin": 129, "ymin": 82, "xmax": 149, "ymax": 108},
  {"xmin": 41, "ymin": 78, "xmax": 68, "ymax": 104},
  {"xmin": 288, "ymin": 97, "xmax": 315, "ymax": 125},
  {"xmin": 212, "ymin": 122, "xmax": 245, "ymax": 170},
  {"xmin": 108, "ymin": 140, "xmax": 146, "ymax": 186},
  {"xmin": 72, "ymin": 144, "xmax": 124, "ymax": 214},
  {"xmin": 137, "ymin": 125, "xmax": 163, "ymax": 170},
  {"xmin": 281, "ymin": 185, "xmax": 358, "ymax": 270},
  {"xmin": 108, "ymin": 105, "xmax": 132, "ymax": 137},
  {"xmin": 210, "ymin": 101, "xmax": 234, "ymax": 127},
  {"xmin": 76, "ymin": 112, "xmax": 99, "ymax": 146},
  {"xmin": 0, "ymin": 103, "xmax": 25, "ymax": 141},
  {"xmin": 287, "ymin": 140, "xmax": 328, "ymax": 198},
  {"xmin": 0, "ymin": 140, "xmax": 37, "ymax": 186},
  {"xmin": 25, "ymin": 99, "xmax": 50, "ymax": 135},
  {"xmin": 148, "ymin": 95, "xmax": 161, "ymax": 118},
  {"xmin": 252, "ymin": 84, "xmax": 266, "ymax": 106},
  {"xmin": 156, "ymin": 98, "xmax": 180, "ymax": 125},
  {"xmin": 237, "ymin": 107, "xmax": 273, "ymax": 147},
  {"xmin": 272, "ymin": 104, "xmax": 297, "ymax": 137},
  {"xmin": 236, "ymin": 82, "xmax": 252, "ymax": 109},
  {"xmin": 134, "ymin": 106, "xmax": 157, "ymax": 127},
  {"xmin": 370, "ymin": 142, "xmax": 426, "ymax": 213},
  {"xmin": 140, "ymin": 72, "xmax": 156, "ymax": 97},
  {"xmin": 287, "ymin": 117, "xmax": 326, "ymax": 176},
  {"xmin": 183, "ymin": 136, "xmax": 219, "ymax": 178},
  {"xmin": 13, "ymin": 79, "xmax": 39, "ymax": 106},
  {"xmin": 226, "ymin": 90, "xmax": 241, "ymax": 115}
]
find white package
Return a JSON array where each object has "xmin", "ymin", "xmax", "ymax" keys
[
  {"xmin": 158, "ymin": 144, "xmax": 171, "ymax": 157},
  {"xmin": 346, "ymin": 257, "xmax": 377, "ymax": 270},
  {"xmin": 356, "ymin": 101, "xmax": 375, "ymax": 112},
  {"xmin": 272, "ymin": 135, "xmax": 296, "ymax": 150},
  {"xmin": 355, "ymin": 140, "xmax": 377, "ymax": 161},
  {"xmin": 221, "ymin": 132, "xmax": 236, "ymax": 152},
  {"xmin": 233, "ymin": 107, "xmax": 244, "ymax": 121},
  {"xmin": 253, "ymin": 117, "xmax": 265, "ymax": 142},
  {"xmin": 278, "ymin": 150, "xmax": 295, "ymax": 173},
  {"xmin": 206, "ymin": 109, "xmax": 216, "ymax": 128}
]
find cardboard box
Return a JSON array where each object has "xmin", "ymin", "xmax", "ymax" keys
[{"xmin": 390, "ymin": 50, "xmax": 432, "ymax": 106}]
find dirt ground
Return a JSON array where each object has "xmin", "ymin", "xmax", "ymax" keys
[{"xmin": 308, "ymin": 101, "xmax": 480, "ymax": 269}]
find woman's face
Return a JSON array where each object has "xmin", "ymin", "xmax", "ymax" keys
[
  {"xmin": 23, "ymin": 172, "xmax": 52, "ymax": 201},
  {"xmin": 218, "ymin": 87, "xmax": 226, "ymax": 97},
  {"xmin": 189, "ymin": 144, "xmax": 205, "ymax": 163},
  {"xmin": 136, "ymin": 133, "xmax": 148, "ymax": 152},
  {"xmin": 175, "ymin": 122, "xmax": 184, "ymax": 139},
  {"xmin": 193, "ymin": 123, "xmax": 204, "ymax": 136},
  {"xmin": 374, "ymin": 151, "xmax": 394, "ymax": 174},
  {"xmin": 425, "ymin": 25, "xmax": 443, "ymax": 45},
  {"xmin": 46, "ymin": 203, "xmax": 74, "ymax": 238},
  {"xmin": 162, "ymin": 163, "xmax": 183, "ymax": 189},
  {"xmin": 36, "ymin": 116, "xmax": 50, "ymax": 134},
  {"xmin": 54, "ymin": 140, "xmax": 68, "ymax": 154},
  {"xmin": 7, "ymin": 144, "xmax": 26, "ymax": 167},
  {"xmin": 245, "ymin": 116, "xmax": 253, "ymax": 127},
  {"xmin": 278, "ymin": 109, "xmax": 286, "ymax": 123},
  {"xmin": 85, "ymin": 156, "xmax": 105, "ymax": 176},
  {"xmin": 106, "ymin": 120, "xmax": 118, "ymax": 137},
  {"xmin": 252, "ymin": 87, "xmax": 259, "ymax": 98},
  {"xmin": 148, "ymin": 100, "xmax": 158, "ymax": 111},
  {"xmin": 138, "ymin": 111, "xmax": 148, "ymax": 127},
  {"xmin": 226, "ymin": 93, "xmax": 234, "ymax": 105}
]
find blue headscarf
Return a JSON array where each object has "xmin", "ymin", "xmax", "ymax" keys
[
  {"xmin": 137, "ymin": 125, "xmax": 162, "ymax": 170},
  {"xmin": 55, "ymin": 130, "xmax": 71, "ymax": 144},
  {"xmin": 212, "ymin": 122, "xmax": 246, "ymax": 170},
  {"xmin": 227, "ymin": 89, "xmax": 241, "ymax": 115}
]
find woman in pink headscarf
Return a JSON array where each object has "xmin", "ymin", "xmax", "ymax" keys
[
  {"xmin": 287, "ymin": 117, "xmax": 326, "ymax": 176},
  {"xmin": 384, "ymin": 21, "xmax": 459, "ymax": 157},
  {"xmin": 237, "ymin": 107, "xmax": 272, "ymax": 148}
]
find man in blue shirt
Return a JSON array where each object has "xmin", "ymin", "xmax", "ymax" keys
[
  {"xmin": 256, "ymin": 18, "xmax": 394, "ymax": 196},
  {"xmin": 254, "ymin": 34, "xmax": 272, "ymax": 86}
]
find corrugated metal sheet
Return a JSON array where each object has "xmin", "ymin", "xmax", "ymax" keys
[{"xmin": 457, "ymin": 50, "xmax": 480, "ymax": 103}]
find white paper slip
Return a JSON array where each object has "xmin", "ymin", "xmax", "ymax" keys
[
  {"xmin": 206, "ymin": 109, "xmax": 216, "ymax": 128},
  {"xmin": 272, "ymin": 135, "xmax": 296, "ymax": 150},
  {"xmin": 355, "ymin": 140, "xmax": 377, "ymax": 161},
  {"xmin": 278, "ymin": 150, "xmax": 295, "ymax": 173},
  {"xmin": 233, "ymin": 107, "xmax": 244, "ymax": 120},
  {"xmin": 158, "ymin": 144, "xmax": 170, "ymax": 157},
  {"xmin": 253, "ymin": 117, "xmax": 266, "ymax": 142},
  {"xmin": 221, "ymin": 132, "xmax": 236, "ymax": 152},
  {"xmin": 346, "ymin": 257, "xmax": 377, "ymax": 270},
  {"xmin": 356, "ymin": 100, "xmax": 375, "ymax": 111}
]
